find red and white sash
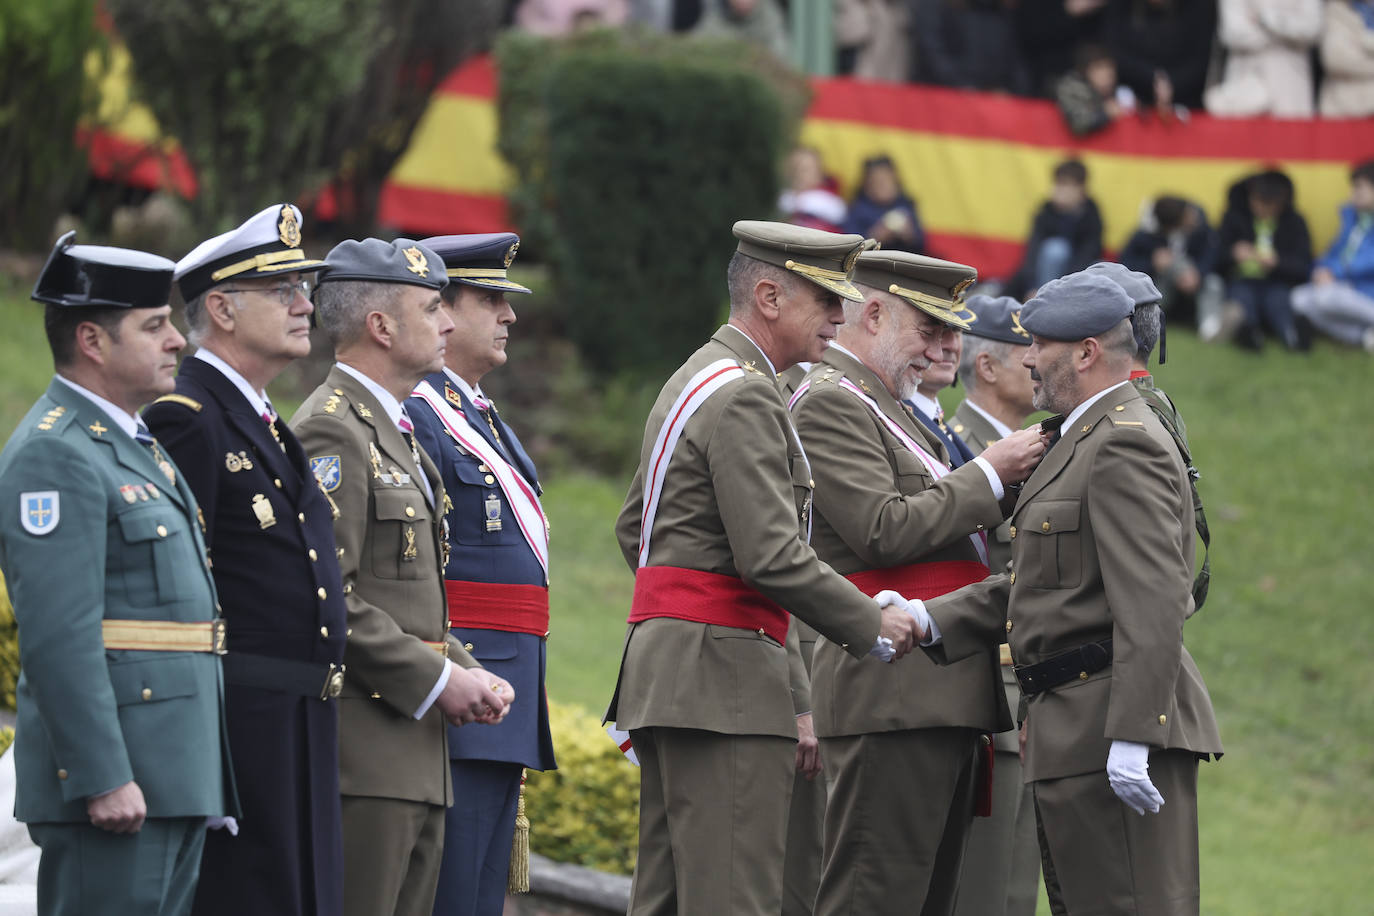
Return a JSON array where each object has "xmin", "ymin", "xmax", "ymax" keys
[
  {"xmin": 790, "ymin": 376, "xmax": 988, "ymax": 565},
  {"xmin": 411, "ymin": 381, "xmax": 549, "ymax": 577}
]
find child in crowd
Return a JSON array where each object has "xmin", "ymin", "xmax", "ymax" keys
[
  {"xmin": 1008, "ymin": 158, "xmax": 1103, "ymax": 298},
  {"xmin": 1120, "ymin": 194, "xmax": 1224, "ymax": 334},
  {"xmin": 842, "ymin": 155, "xmax": 926, "ymax": 254},
  {"xmin": 1217, "ymin": 169, "xmax": 1314, "ymax": 351},
  {"xmin": 1055, "ymin": 42, "xmax": 1136, "ymax": 135},
  {"xmin": 778, "ymin": 146, "xmax": 849, "ymax": 232},
  {"xmin": 1291, "ymin": 159, "xmax": 1374, "ymax": 352}
]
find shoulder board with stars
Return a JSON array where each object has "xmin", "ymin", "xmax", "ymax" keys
[{"xmin": 33, "ymin": 405, "xmax": 69, "ymax": 433}]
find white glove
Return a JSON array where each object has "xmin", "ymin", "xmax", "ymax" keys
[
  {"xmin": 873, "ymin": 589, "xmax": 936, "ymax": 644},
  {"xmin": 867, "ymin": 635, "xmax": 895, "ymax": 663},
  {"xmin": 1106, "ymin": 740, "xmax": 1164, "ymax": 815}
]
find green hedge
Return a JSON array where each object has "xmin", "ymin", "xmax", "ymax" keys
[
  {"xmin": 526, "ymin": 700, "xmax": 639, "ymax": 875},
  {"xmin": 0, "ymin": 572, "xmax": 17, "ymax": 711},
  {"xmin": 497, "ymin": 30, "xmax": 809, "ymax": 377}
]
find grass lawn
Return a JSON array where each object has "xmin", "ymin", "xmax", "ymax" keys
[{"xmin": 2, "ymin": 277, "xmax": 1372, "ymax": 911}]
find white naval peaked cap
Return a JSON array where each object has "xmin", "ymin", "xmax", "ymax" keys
[{"xmin": 174, "ymin": 203, "xmax": 323, "ymax": 301}]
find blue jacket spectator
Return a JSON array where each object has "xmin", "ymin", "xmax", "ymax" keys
[
  {"xmin": 842, "ymin": 156, "xmax": 926, "ymax": 254},
  {"xmin": 1292, "ymin": 159, "xmax": 1374, "ymax": 351}
]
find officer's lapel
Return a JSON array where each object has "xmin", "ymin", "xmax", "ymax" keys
[
  {"xmin": 190, "ymin": 360, "xmax": 301, "ymax": 497},
  {"xmin": 1015, "ymin": 386, "xmax": 1134, "ymax": 508}
]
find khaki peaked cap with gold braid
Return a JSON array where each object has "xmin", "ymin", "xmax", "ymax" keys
[
  {"xmin": 853, "ymin": 250, "xmax": 978, "ymax": 329},
  {"xmin": 732, "ymin": 220, "xmax": 873, "ymax": 302}
]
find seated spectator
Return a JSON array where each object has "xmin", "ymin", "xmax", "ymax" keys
[
  {"xmin": 1016, "ymin": 0, "xmax": 1109, "ymax": 96},
  {"xmin": 516, "ymin": 0, "xmax": 629, "ymax": 34},
  {"xmin": 1217, "ymin": 169, "xmax": 1314, "ymax": 351},
  {"xmin": 1120, "ymin": 195, "xmax": 1224, "ymax": 333},
  {"xmin": 1104, "ymin": 0, "xmax": 1217, "ymax": 113},
  {"xmin": 1291, "ymin": 159, "xmax": 1374, "ymax": 351},
  {"xmin": 1319, "ymin": 1, "xmax": 1374, "ymax": 118},
  {"xmin": 692, "ymin": 0, "xmax": 790, "ymax": 61},
  {"xmin": 1055, "ymin": 42, "xmax": 1137, "ymax": 134},
  {"xmin": 778, "ymin": 146, "xmax": 848, "ymax": 232},
  {"xmin": 911, "ymin": 0, "xmax": 1031, "ymax": 93},
  {"xmin": 1008, "ymin": 158, "xmax": 1104, "ymax": 298},
  {"xmin": 834, "ymin": 0, "xmax": 909, "ymax": 81},
  {"xmin": 1204, "ymin": 0, "xmax": 1323, "ymax": 118},
  {"xmin": 841, "ymin": 156, "xmax": 926, "ymax": 253}
]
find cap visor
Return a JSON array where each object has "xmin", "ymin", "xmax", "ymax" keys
[
  {"xmin": 908, "ymin": 300, "xmax": 973, "ymax": 330},
  {"xmin": 803, "ymin": 275, "xmax": 864, "ymax": 302},
  {"xmin": 454, "ymin": 277, "xmax": 533, "ymax": 295}
]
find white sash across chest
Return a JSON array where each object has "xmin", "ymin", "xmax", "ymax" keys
[
  {"xmin": 790, "ymin": 376, "xmax": 987, "ymax": 564},
  {"xmin": 411, "ymin": 381, "xmax": 549, "ymax": 577}
]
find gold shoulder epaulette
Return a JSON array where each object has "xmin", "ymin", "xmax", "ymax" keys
[{"xmin": 153, "ymin": 394, "xmax": 202, "ymax": 412}]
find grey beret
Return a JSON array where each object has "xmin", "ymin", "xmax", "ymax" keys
[
  {"xmin": 316, "ymin": 238, "xmax": 448, "ymax": 291},
  {"xmin": 963, "ymin": 294, "xmax": 1031, "ymax": 345},
  {"xmin": 1020, "ymin": 272, "xmax": 1134, "ymax": 341},
  {"xmin": 1084, "ymin": 261, "xmax": 1161, "ymax": 307}
]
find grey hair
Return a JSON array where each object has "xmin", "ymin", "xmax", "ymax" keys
[
  {"xmin": 182, "ymin": 290, "xmax": 211, "ymax": 346},
  {"xmin": 314, "ymin": 280, "xmax": 398, "ymax": 348},
  {"xmin": 726, "ymin": 251, "xmax": 795, "ymax": 314},
  {"xmin": 1129, "ymin": 303, "xmax": 1161, "ymax": 365},
  {"xmin": 957, "ymin": 336, "xmax": 1018, "ymax": 391}
]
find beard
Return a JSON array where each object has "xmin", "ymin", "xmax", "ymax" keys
[
  {"xmin": 1031, "ymin": 350, "xmax": 1075, "ymax": 414},
  {"xmin": 872, "ymin": 331, "xmax": 924, "ymax": 401}
]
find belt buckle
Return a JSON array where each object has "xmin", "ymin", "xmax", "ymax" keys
[
  {"xmin": 321, "ymin": 663, "xmax": 345, "ymax": 700},
  {"xmin": 211, "ymin": 619, "xmax": 228, "ymax": 655}
]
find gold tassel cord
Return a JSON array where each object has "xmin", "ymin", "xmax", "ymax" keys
[{"xmin": 508, "ymin": 768, "xmax": 530, "ymax": 894}]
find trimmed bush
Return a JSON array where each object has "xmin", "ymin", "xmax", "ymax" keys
[
  {"xmin": 497, "ymin": 30, "xmax": 810, "ymax": 376},
  {"xmin": 525, "ymin": 700, "xmax": 639, "ymax": 875},
  {"xmin": 0, "ymin": 572, "xmax": 17, "ymax": 711}
]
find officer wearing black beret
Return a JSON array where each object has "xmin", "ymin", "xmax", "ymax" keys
[
  {"xmin": 0, "ymin": 234, "xmax": 235, "ymax": 915},
  {"xmin": 142, "ymin": 203, "xmax": 348, "ymax": 916}
]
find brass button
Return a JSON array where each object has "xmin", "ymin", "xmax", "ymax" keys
[
  {"xmin": 1114, "ymin": 405, "xmax": 1125, "ymax": 412},
  {"xmin": 808, "ymin": 478, "xmax": 815, "ymax": 487},
  {"xmin": 337, "ymin": 547, "xmax": 345, "ymax": 558},
  {"xmin": 757, "ymin": 628, "xmax": 766, "ymax": 637},
  {"xmin": 464, "ymin": 642, "xmax": 475, "ymax": 652},
  {"xmin": 1009, "ymin": 571, "xmax": 1016, "ymax": 584},
  {"xmin": 1081, "ymin": 424, "xmax": 1091, "ymax": 432},
  {"xmin": 333, "ymin": 388, "xmax": 343, "ymax": 395},
  {"xmin": 1009, "ymin": 525, "xmax": 1017, "ymax": 538},
  {"xmin": 1005, "ymin": 619, "xmax": 1013, "ymax": 633},
  {"xmin": 141, "ymin": 687, "xmax": 152, "ymax": 701},
  {"xmin": 484, "ymin": 474, "xmax": 495, "ymax": 485},
  {"xmin": 405, "ymin": 506, "xmax": 415, "ymax": 518},
  {"xmin": 156, "ymin": 525, "xmax": 168, "ymax": 538},
  {"xmin": 298, "ymin": 512, "xmax": 306, "ymax": 523},
  {"xmin": 308, "ymin": 548, "xmax": 318, "ymax": 561},
  {"xmin": 1158, "ymin": 714, "xmax": 1168, "ymax": 725},
  {"xmin": 343, "ymin": 584, "xmax": 353, "ymax": 595},
  {"xmin": 317, "ymin": 587, "xmax": 327, "ymax": 600},
  {"xmin": 1079, "ymin": 671, "xmax": 1088, "ymax": 680},
  {"xmin": 57, "ymin": 769, "xmax": 68, "ymax": 780},
  {"xmin": 1042, "ymin": 520, "xmax": 1051, "ymax": 532},
  {"xmin": 976, "ymin": 523, "xmax": 984, "ymax": 530},
  {"xmin": 320, "ymin": 627, "xmax": 329, "ymax": 638},
  {"xmin": 274, "ymin": 478, "xmax": 283, "ymax": 489}
]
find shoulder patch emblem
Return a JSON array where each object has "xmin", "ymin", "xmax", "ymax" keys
[
  {"xmin": 20, "ymin": 491, "xmax": 59, "ymax": 536},
  {"xmin": 310, "ymin": 456, "xmax": 342, "ymax": 492},
  {"xmin": 153, "ymin": 394, "xmax": 203, "ymax": 412}
]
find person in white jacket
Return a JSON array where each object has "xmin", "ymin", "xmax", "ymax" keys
[
  {"xmin": 1205, "ymin": 0, "xmax": 1324, "ymax": 117},
  {"xmin": 1319, "ymin": 0, "xmax": 1374, "ymax": 117}
]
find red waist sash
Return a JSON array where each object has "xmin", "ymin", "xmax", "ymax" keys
[
  {"xmin": 628, "ymin": 566, "xmax": 790, "ymax": 644},
  {"xmin": 445, "ymin": 580, "xmax": 550, "ymax": 637},
  {"xmin": 844, "ymin": 560, "xmax": 990, "ymax": 600}
]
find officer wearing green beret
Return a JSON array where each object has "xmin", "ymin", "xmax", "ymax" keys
[{"xmin": 0, "ymin": 234, "xmax": 236, "ymax": 916}]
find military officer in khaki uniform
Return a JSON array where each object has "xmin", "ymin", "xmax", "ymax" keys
[
  {"xmin": 914, "ymin": 272, "xmax": 1223, "ymax": 916},
  {"xmin": 607, "ymin": 221, "xmax": 926, "ymax": 915},
  {"xmin": 291, "ymin": 239, "xmax": 514, "ymax": 916},
  {"xmin": 950, "ymin": 294, "xmax": 1042, "ymax": 916},
  {"xmin": 789, "ymin": 252, "xmax": 1046, "ymax": 916}
]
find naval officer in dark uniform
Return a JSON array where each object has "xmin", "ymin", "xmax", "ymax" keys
[
  {"xmin": 0, "ymin": 234, "xmax": 235, "ymax": 915},
  {"xmin": 404, "ymin": 233, "xmax": 557, "ymax": 916},
  {"xmin": 143, "ymin": 204, "xmax": 348, "ymax": 916}
]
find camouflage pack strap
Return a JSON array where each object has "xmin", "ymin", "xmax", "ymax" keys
[{"xmin": 1136, "ymin": 386, "xmax": 1210, "ymax": 611}]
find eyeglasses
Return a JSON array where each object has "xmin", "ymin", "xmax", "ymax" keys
[{"xmin": 220, "ymin": 279, "xmax": 310, "ymax": 306}]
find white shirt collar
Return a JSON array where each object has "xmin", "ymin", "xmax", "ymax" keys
[
  {"xmin": 55, "ymin": 375, "xmax": 140, "ymax": 439},
  {"xmin": 442, "ymin": 366, "xmax": 485, "ymax": 406},
  {"xmin": 1064, "ymin": 380, "xmax": 1132, "ymax": 430},
  {"xmin": 193, "ymin": 348, "xmax": 271, "ymax": 418},
  {"xmin": 908, "ymin": 391, "xmax": 941, "ymax": 421},
  {"xmin": 726, "ymin": 324, "xmax": 777, "ymax": 377},
  {"xmin": 963, "ymin": 399, "xmax": 1014, "ymax": 439},
  {"xmin": 336, "ymin": 362, "xmax": 407, "ymax": 431}
]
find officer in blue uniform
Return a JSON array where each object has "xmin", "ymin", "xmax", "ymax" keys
[
  {"xmin": 404, "ymin": 233, "xmax": 557, "ymax": 916},
  {"xmin": 143, "ymin": 204, "xmax": 348, "ymax": 916},
  {"xmin": 905, "ymin": 320, "xmax": 977, "ymax": 468},
  {"xmin": 0, "ymin": 234, "xmax": 235, "ymax": 916}
]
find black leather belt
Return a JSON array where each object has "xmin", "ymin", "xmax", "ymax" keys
[
  {"xmin": 222, "ymin": 652, "xmax": 346, "ymax": 700},
  {"xmin": 1014, "ymin": 638, "xmax": 1112, "ymax": 695}
]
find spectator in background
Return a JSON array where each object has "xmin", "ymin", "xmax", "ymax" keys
[
  {"xmin": 1121, "ymin": 195, "xmax": 1224, "ymax": 333},
  {"xmin": 1055, "ymin": 42, "xmax": 1137, "ymax": 134},
  {"xmin": 912, "ymin": 0, "xmax": 1031, "ymax": 93},
  {"xmin": 842, "ymin": 156, "xmax": 926, "ymax": 253},
  {"xmin": 1217, "ymin": 169, "xmax": 1314, "ymax": 351},
  {"xmin": 693, "ymin": 0, "xmax": 790, "ymax": 60},
  {"xmin": 1016, "ymin": 0, "xmax": 1109, "ymax": 96},
  {"xmin": 779, "ymin": 146, "xmax": 849, "ymax": 232},
  {"xmin": 1104, "ymin": 0, "xmax": 1217, "ymax": 113},
  {"xmin": 1319, "ymin": 1, "xmax": 1374, "ymax": 118},
  {"xmin": 1204, "ymin": 0, "xmax": 1323, "ymax": 118},
  {"xmin": 834, "ymin": 0, "xmax": 910, "ymax": 81},
  {"xmin": 1008, "ymin": 159, "xmax": 1104, "ymax": 298},
  {"xmin": 1291, "ymin": 159, "xmax": 1374, "ymax": 351},
  {"xmin": 515, "ymin": 0, "xmax": 629, "ymax": 34}
]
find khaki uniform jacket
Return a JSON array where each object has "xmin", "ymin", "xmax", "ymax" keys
[
  {"xmin": 292, "ymin": 366, "xmax": 479, "ymax": 807},
  {"xmin": 607, "ymin": 326, "xmax": 881, "ymax": 739},
  {"xmin": 792, "ymin": 348, "xmax": 1011, "ymax": 738},
  {"xmin": 926, "ymin": 383, "xmax": 1223, "ymax": 782}
]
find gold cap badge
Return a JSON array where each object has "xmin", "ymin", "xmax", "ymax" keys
[
  {"xmin": 403, "ymin": 246, "xmax": 429, "ymax": 277},
  {"xmin": 504, "ymin": 241, "xmax": 519, "ymax": 268},
  {"xmin": 278, "ymin": 206, "xmax": 301, "ymax": 247}
]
